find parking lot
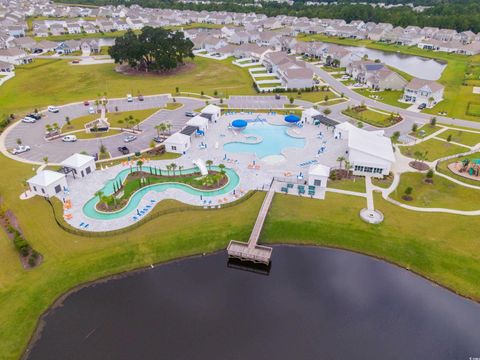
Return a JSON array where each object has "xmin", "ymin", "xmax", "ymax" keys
[
  {"xmin": 3, "ymin": 95, "xmax": 204, "ymax": 163},
  {"xmin": 227, "ymin": 95, "xmax": 288, "ymax": 109}
]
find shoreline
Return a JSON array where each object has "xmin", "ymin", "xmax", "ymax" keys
[{"xmin": 21, "ymin": 242, "xmax": 480, "ymax": 359}]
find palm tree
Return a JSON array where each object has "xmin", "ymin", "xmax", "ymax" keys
[
  {"xmin": 178, "ymin": 165, "xmax": 184, "ymax": 175},
  {"xmin": 166, "ymin": 164, "xmax": 172, "ymax": 176},
  {"xmin": 170, "ymin": 163, "xmax": 177, "ymax": 176},
  {"xmin": 16, "ymin": 138, "xmax": 22, "ymax": 146},
  {"xmin": 428, "ymin": 96, "xmax": 435, "ymax": 108},
  {"xmin": 165, "ymin": 122, "xmax": 172, "ymax": 134},
  {"xmin": 136, "ymin": 160, "xmax": 144, "ymax": 173},
  {"xmin": 336, "ymin": 156, "xmax": 345, "ymax": 169},
  {"xmin": 218, "ymin": 163, "xmax": 226, "ymax": 174},
  {"xmin": 323, "ymin": 108, "xmax": 332, "ymax": 116},
  {"xmin": 42, "ymin": 156, "xmax": 49, "ymax": 165},
  {"xmin": 344, "ymin": 161, "xmax": 352, "ymax": 178},
  {"xmin": 206, "ymin": 160, "xmax": 213, "ymax": 170}
]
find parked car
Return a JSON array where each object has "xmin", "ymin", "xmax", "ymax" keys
[
  {"xmin": 22, "ymin": 117, "xmax": 36, "ymax": 123},
  {"xmin": 138, "ymin": 94, "xmax": 144, "ymax": 101},
  {"xmin": 62, "ymin": 135, "xmax": 77, "ymax": 142},
  {"xmin": 88, "ymin": 107, "xmax": 96, "ymax": 114},
  {"xmin": 353, "ymin": 83, "xmax": 363, "ymax": 87},
  {"xmin": 48, "ymin": 106, "xmax": 59, "ymax": 113},
  {"xmin": 153, "ymin": 136, "xmax": 165, "ymax": 143},
  {"xmin": 341, "ymin": 75, "xmax": 350, "ymax": 80},
  {"xmin": 71, "ymin": 59, "xmax": 80, "ymax": 64},
  {"xmin": 84, "ymin": 101, "xmax": 90, "ymax": 106},
  {"xmin": 275, "ymin": 94, "xmax": 281, "ymax": 100},
  {"xmin": 118, "ymin": 146, "xmax": 130, "ymax": 155},
  {"xmin": 185, "ymin": 111, "xmax": 197, "ymax": 117},
  {"xmin": 124, "ymin": 135, "xmax": 137, "ymax": 143},
  {"xmin": 11, "ymin": 145, "xmax": 31, "ymax": 155},
  {"xmin": 126, "ymin": 94, "xmax": 133, "ymax": 102},
  {"xmin": 418, "ymin": 103, "xmax": 427, "ymax": 110},
  {"xmin": 27, "ymin": 113, "xmax": 41, "ymax": 120}
]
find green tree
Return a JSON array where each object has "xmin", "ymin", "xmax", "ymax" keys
[
  {"xmin": 430, "ymin": 117, "xmax": 437, "ymax": 127},
  {"xmin": 170, "ymin": 163, "xmax": 177, "ymax": 176},
  {"xmin": 206, "ymin": 160, "xmax": 213, "ymax": 170},
  {"xmin": 323, "ymin": 108, "xmax": 331, "ymax": 116},
  {"xmin": 336, "ymin": 156, "xmax": 345, "ymax": 169},
  {"xmin": 411, "ymin": 123, "xmax": 418, "ymax": 132},
  {"xmin": 109, "ymin": 27, "xmax": 194, "ymax": 72}
]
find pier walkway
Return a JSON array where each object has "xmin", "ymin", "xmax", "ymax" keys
[{"xmin": 227, "ymin": 187, "xmax": 274, "ymax": 265}]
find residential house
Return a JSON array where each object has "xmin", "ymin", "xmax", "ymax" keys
[
  {"xmin": 402, "ymin": 78, "xmax": 444, "ymax": 107},
  {"xmin": 0, "ymin": 47, "xmax": 31, "ymax": 65},
  {"xmin": 7, "ymin": 25, "xmax": 25, "ymax": 38},
  {"xmin": 0, "ymin": 60, "xmax": 14, "ymax": 72},
  {"xmin": 66, "ymin": 21, "xmax": 81, "ymax": 34},
  {"xmin": 49, "ymin": 23, "xmax": 65, "ymax": 36},
  {"xmin": 346, "ymin": 60, "xmax": 407, "ymax": 90}
]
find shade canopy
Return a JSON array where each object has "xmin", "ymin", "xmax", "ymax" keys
[
  {"xmin": 284, "ymin": 114, "xmax": 300, "ymax": 123},
  {"xmin": 232, "ymin": 119, "xmax": 248, "ymax": 128}
]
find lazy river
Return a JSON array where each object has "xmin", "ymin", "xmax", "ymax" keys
[
  {"xmin": 82, "ymin": 166, "xmax": 240, "ymax": 220},
  {"xmin": 26, "ymin": 246, "xmax": 480, "ymax": 359}
]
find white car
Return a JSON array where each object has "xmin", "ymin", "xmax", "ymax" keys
[
  {"xmin": 124, "ymin": 135, "xmax": 137, "ymax": 143},
  {"xmin": 88, "ymin": 106, "xmax": 95, "ymax": 114},
  {"xmin": 48, "ymin": 106, "xmax": 59, "ymax": 113},
  {"xmin": 126, "ymin": 94, "xmax": 133, "ymax": 102},
  {"xmin": 353, "ymin": 83, "xmax": 363, "ymax": 87},
  {"xmin": 22, "ymin": 117, "xmax": 36, "ymax": 123},
  {"xmin": 62, "ymin": 135, "xmax": 77, "ymax": 142},
  {"xmin": 11, "ymin": 145, "xmax": 31, "ymax": 155},
  {"xmin": 341, "ymin": 75, "xmax": 350, "ymax": 80}
]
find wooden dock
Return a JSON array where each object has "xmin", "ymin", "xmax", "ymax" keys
[{"xmin": 227, "ymin": 187, "xmax": 275, "ymax": 265}]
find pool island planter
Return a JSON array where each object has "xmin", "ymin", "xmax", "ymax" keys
[{"xmin": 94, "ymin": 170, "xmax": 230, "ymax": 213}]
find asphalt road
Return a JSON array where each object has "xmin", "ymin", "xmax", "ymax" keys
[
  {"xmin": 307, "ymin": 63, "xmax": 480, "ymax": 135},
  {"xmin": 4, "ymin": 96, "xmax": 205, "ymax": 163}
]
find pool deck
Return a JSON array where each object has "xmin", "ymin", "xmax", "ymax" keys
[{"xmin": 59, "ymin": 113, "xmax": 348, "ymax": 232}]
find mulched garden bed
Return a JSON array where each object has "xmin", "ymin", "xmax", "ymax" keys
[{"xmin": 409, "ymin": 161, "xmax": 430, "ymax": 171}]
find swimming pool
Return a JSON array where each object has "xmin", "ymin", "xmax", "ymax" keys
[
  {"xmin": 82, "ymin": 166, "xmax": 240, "ymax": 220},
  {"xmin": 223, "ymin": 122, "xmax": 305, "ymax": 159}
]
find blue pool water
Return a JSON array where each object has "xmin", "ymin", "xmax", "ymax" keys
[
  {"xmin": 82, "ymin": 166, "xmax": 240, "ymax": 220},
  {"xmin": 223, "ymin": 122, "xmax": 305, "ymax": 158}
]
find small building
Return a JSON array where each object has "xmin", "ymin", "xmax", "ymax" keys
[
  {"xmin": 186, "ymin": 115, "xmax": 209, "ymax": 132},
  {"xmin": 27, "ymin": 170, "xmax": 68, "ymax": 198},
  {"xmin": 334, "ymin": 121, "xmax": 357, "ymax": 140},
  {"xmin": 301, "ymin": 107, "xmax": 321, "ymax": 124},
  {"xmin": 200, "ymin": 104, "xmax": 222, "ymax": 121},
  {"xmin": 164, "ymin": 132, "xmax": 191, "ymax": 154},
  {"xmin": 308, "ymin": 164, "xmax": 330, "ymax": 188},
  {"xmin": 60, "ymin": 153, "xmax": 96, "ymax": 178},
  {"xmin": 348, "ymin": 128, "xmax": 395, "ymax": 178}
]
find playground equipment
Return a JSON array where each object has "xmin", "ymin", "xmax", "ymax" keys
[{"xmin": 459, "ymin": 158, "xmax": 480, "ymax": 177}]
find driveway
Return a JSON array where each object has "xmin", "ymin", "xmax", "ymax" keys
[{"xmin": 3, "ymin": 96, "xmax": 205, "ymax": 163}]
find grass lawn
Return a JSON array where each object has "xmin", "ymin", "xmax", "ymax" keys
[
  {"xmin": 372, "ymin": 174, "xmax": 394, "ymax": 189},
  {"xmin": 318, "ymin": 98, "xmax": 348, "ymax": 106},
  {"xmin": 2, "ymin": 149, "xmax": 480, "ymax": 359},
  {"xmin": 297, "ymin": 34, "xmax": 480, "ymax": 122},
  {"xmin": 0, "ymin": 57, "xmax": 254, "ymax": 116},
  {"xmin": 74, "ymin": 128, "xmax": 123, "ymax": 140},
  {"xmin": 255, "ymin": 76, "xmax": 280, "ymax": 81},
  {"xmin": 61, "ymin": 108, "xmax": 160, "ymax": 133},
  {"xmin": 327, "ymin": 177, "xmax": 366, "ymax": 193},
  {"xmin": 400, "ymin": 138, "xmax": 469, "ymax": 161},
  {"xmin": 342, "ymin": 106, "xmax": 398, "ymax": 128},
  {"xmin": 411, "ymin": 124, "xmax": 443, "ymax": 139},
  {"xmin": 390, "ymin": 172, "xmax": 480, "ymax": 210},
  {"xmin": 436, "ymin": 128, "xmax": 480, "ymax": 146},
  {"xmin": 354, "ymin": 88, "xmax": 410, "ymax": 109},
  {"xmin": 270, "ymin": 90, "xmax": 338, "ymax": 103},
  {"xmin": 436, "ymin": 151, "xmax": 480, "ymax": 187}
]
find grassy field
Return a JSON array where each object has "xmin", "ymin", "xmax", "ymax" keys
[
  {"xmin": 354, "ymin": 89, "xmax": 410, "ymax": 109},
  {"xmin": 411, "ymin": 124, "xmax": 443, "ymax": 138},
  {"xmin": 327, "ymin": 177, "xmax": 366, "ymax": 193},
  {"xmin": 297, "ymin": 34, "xmax": 480, "ymax": 122},
  {"xmin": 437, "ymin": 128, "xmax": 480, "ymax": 146},
  {"xmin": 342, "ymin": 106, "xmax": 398, "ymax": 127},
  {"xmin": 1, "ymin": 149, "xmax": 480, "ymax": 359},
  {"xmin": 390, "ymin": 172, "xmax": 480, "ymax": 210},
  {"xmin": 0, "ymin": 57, "xmax": 254, "ymax": 116},
  {"xmin": 400, "ymin": 138, "xmax": 469, "ymax": 160}
]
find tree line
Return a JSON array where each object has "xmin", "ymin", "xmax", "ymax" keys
[{"xmin": 57, "ymin": 0, "xmax": 480, "ymax": 33}]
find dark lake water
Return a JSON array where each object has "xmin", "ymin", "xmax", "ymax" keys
[{"xmin": 26, "ymin": 246, "xmax": 480, "ymax": 360}]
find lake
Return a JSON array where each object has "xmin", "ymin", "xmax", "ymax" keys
[
  {"xmin": 342, "ymin": 46, "xmax": 447, "ymax": 80},
  {"xmin": 25, "ymin": 246, "xmax": 480, "ymax": 360}
]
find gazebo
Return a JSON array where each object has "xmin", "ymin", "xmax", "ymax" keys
[
  {"xmin": 284, "ymin": 114, "xmax": 300, "ymax": 124},
  {"xmin": 231, "ymin": 119, "xmax": 248, "ymax": 130}
]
